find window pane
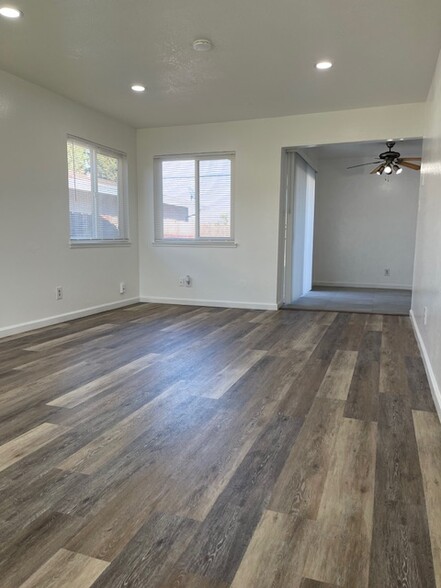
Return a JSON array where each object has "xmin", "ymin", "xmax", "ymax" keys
[
  {"xmin": 97, "ymin": 152, "xmax": 120, "ymax": 239},
  {"xmin": 67, "ymin": 141, "xmax": 93, "ymax": 240},
  {"xmin": 97, "ymin": 152, "xmax": 119, "ymax": 194},
  {"xmin": 96, "ymin": 193, "xmax": 120, "ymax": 239},
  {"xmin": 67, "ymin": 140, "xmax": 128, "ymax": 242},
  {"xmin": 162, "ymin": 160, "xmax": 196, "ymax": 239},
  {"xmin": 199, "ymin": 159, "xmax": 231, "ymax": 238}
]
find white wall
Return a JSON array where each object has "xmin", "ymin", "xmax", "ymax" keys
[
  {"xmin": 412, "ymin": 49, "xmax": 441, "ymax": 417},
  {"xmin": 137, "ymin": 103, "xmax": 425, "ymax": 309},
  {"xmin": 313, "ymin": 157, "xmax": 420, "ymax": 289},
  {"xmin": 0, "ymin": 69, "xmax": 139, "ymax": 336}
]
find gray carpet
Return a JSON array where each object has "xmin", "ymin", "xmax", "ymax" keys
[{"xmin": 285, "ymin": 286, "xmax": 411, "ymax": 315}]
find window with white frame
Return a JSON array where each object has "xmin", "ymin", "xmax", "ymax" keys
[
  {"xmin": 67, "ymin": 136, "xmax": 129, "ymax": 244},
  {"xmin": 154, "ymin": 153, "xmax": 234, "ymax": 244}
]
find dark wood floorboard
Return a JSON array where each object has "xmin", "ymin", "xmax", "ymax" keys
[{"xmin": 0, "ymin": 303, "xmax": 439, "ymax": 587}]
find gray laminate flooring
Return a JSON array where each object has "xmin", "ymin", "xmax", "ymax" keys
[{"xmin": 0, "ymin": 304, "xmax": 437, "ymax": 587}]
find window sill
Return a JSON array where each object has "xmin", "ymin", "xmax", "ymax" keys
[
  {"xmin": 70, "ymin": 240, "xmax": 132, "ymax": 249},
  {"xmin": 152, "ymin": 240, "xmax": 237, "ymax": 248}
]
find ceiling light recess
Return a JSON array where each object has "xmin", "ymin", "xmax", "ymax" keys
[
  {"xmin": 316, "ymin": 60, "xmax": 333, "ymax": 70},
  {"xmin": 131, "ymin": 84, "xmax": 145, "ymax": 93},
  {"xmin": 0, "ymin": 5, "xmax": 22, "ymax": 18},
  {"xmin": 193, "ymin": 39, "xmax": 213, "ymax": 52}
]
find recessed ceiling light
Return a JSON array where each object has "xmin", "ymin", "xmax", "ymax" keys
[
  {"xmin": 131, "ymin": 84, "xmax": 145, "ymax": 93},
  {"xmin": 316, "ymin": 61, "xmax": 333, "ymax": 70},
  {"xmin": 0, "ymin": 5, "xmax": 22, "ymax": 18},
  {"xmin": 193, "ymin": 39, "xmax": 213, "ymax": 52}
]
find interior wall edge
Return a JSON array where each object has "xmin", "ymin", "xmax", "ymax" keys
[
  {"xmin": 410, "ymin": 310, "xmax": 441, "ymax": 423},
  {"xmin": 0, "ymin": 298, "xmax": 139, "ymax": 339}
]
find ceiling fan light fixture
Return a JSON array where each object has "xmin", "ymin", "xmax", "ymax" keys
[{"xmin": 348, "ymin": 142, "xmax": 420, "ymax": 176}]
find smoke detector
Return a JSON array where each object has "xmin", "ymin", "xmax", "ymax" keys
[{"xmin": 193, "ymin": 39, "xmax": 213, "ymax": 52}]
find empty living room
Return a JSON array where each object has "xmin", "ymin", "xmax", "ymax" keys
[{"xmin": 1, "ymin": 1, "xmax": 441, "ymax": 586}]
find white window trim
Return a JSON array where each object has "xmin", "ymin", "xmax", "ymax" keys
[
  {"xmin": 67, "ymin": 135, "xmax": 130, "ymax": 247},
  {"xmin": 153, "ymin": 152, "xmax": 235, "ymax": 246},
  {"xmin": 152, "ymin": 240, "xmax": 237, "ymax": 248},
  {"xmin": 70, "ymin": 240, "xmax": 132, "ymax": 249}
]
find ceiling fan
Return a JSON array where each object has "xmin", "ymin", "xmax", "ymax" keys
[{"xmin": 347, "ymin": 141, "xmax": 421, "ymax": 175}]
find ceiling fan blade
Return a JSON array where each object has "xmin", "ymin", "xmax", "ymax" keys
[
  {"xmin": 400, "ymin": 161, "xmax": 421, "ymax": 171},
  {"xmin": 397, "ymin": 157, "xmax": 421, "ymax": 161},
  {"xmin": 370, "ymin": 164, "xmax": 384, "ymax": 175},
  {"xmin": 347, "ymin": 161, "xmax": 381, "ymax": 169}
]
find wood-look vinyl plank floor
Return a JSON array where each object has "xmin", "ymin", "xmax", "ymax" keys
[
  {"xmin": 20, "ymin": 548, "xmax": 109, "ymax": 588},
  {"xmin": 0, "ymin": 303, "xmax": 439, "ymax": 587}
]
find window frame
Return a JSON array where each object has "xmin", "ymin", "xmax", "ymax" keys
[
  {"xmin": 153, "ymin": 152, "xmax": 236, "ymax": 247},
  {"xmin": 67, "ymin": 135, "xmax": 130, "ymax": 247}
]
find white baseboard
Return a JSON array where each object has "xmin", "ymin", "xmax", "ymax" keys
[
  {"xmin": 410, "ymin": 309, "xmax": 441, "ymax": 422},
  {"xmin": 0, "ymin": 297, "xmax": 139, "ymax": 339},
  {"xmin": 313, "ymin": 281, "xmax": 412, "ymax": 291},
  {"xmin": 139, "ymin": 296, "xmax": 278, "ymax": 311}
]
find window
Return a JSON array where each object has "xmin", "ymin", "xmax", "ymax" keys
[
  {"xmin": 154, "ymin": 153, "xmax": 234, "ymax": 244},
  {"xmin": 67, "ymin": 136, "xmax": 129, "ymax": 244}
]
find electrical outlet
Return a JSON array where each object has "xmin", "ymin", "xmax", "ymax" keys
[
  {"xmin": 179, "ymin": 275, "xmax": 192, "ymax": 287},
  {"xmin": 56, "ymin": 286, "xmax": 63, "ymax": 300},
  {"xmin": 120, "ymin": 281, "xmax": 126, "ymax": 295},
  {"xmin": 384, "ymin": 268, "xmax": 391, "ymax": 277},
  {"xmin": 423, "ymin": 306, "xmax": 428, "ymax": 326}
]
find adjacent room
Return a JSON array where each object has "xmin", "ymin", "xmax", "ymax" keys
[
  {"xmin": 1, "ymin": 1, "xmax": 441, "ymax": 587},
  {"xmin": 283, "ymin": 139, "xmax": 422, "ymax": 314}
]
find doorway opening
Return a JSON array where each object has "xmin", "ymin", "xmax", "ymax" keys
[{"xmin": 278, "ymin": 139, "xmax": 422, "ymax": 315}]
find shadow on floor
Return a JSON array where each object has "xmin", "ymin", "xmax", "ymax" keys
[{"xmin": 284, "ymin": 286, "xmax": 411, "ymax": 315}]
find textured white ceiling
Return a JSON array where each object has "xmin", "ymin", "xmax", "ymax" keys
[{"xmin": 1, "ymin": 0, "xmax": 440, "ymax": 128}]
